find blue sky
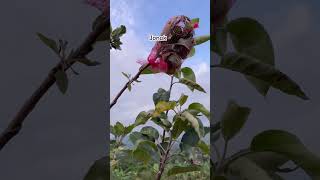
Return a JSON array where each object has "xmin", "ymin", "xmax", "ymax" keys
[
  {"xmin": 111, "ymin": 0, "xmax": 210, "ymax": 67},
  {"xmin": 110, "ymin": 0, "xmax": 210, "ymax": 126}
]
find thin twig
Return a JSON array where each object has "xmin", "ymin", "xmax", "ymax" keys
[
  {"xmin": 216, "ymin": 141, "xmax": 238, "ymax": 175},
  {"xmin": 156, "ymin": 135, "xmax": 173, "ymax": 180},
  {"xmin": 157, "ymin": 143, "xmax": 166, "ymax": 154},
  {"xmin": 0, "ymin": 13, "xmax": 108, "ymax": 151},
  {"xmin": 221, "ymin": 141, "xmax": 228, "ymax": 161},
  {"xmin": 160, "ymin": 75, "xmax": 175, "ymax": 144},
  {"xmin": 161, "ymin": 130, "xmax": 166, "ymax": 148},
  {"xmin": 167, "ymin": 75, "xmax": 175, "ymax": 100},
  {"xmin": 212, "ymin": 143, "xmax": 221, "ymax": 162},
  {"xmin": 109, "ymin": 64, "xmax": 150, "ymax": 108},
  {"xmin": 217, "ymin": 148, "xmax": 252, "ymax": 174},
  {"xmin": 216, "ymin": 141, "xmax": 230, "ymax": 175}
]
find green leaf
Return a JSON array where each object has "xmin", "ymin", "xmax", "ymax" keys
[
  {"xmin": 111, "ymin": 25, "xmax": 126, "ymax": 37},
  {"xmin": 110, "ymin": 39, "xmax": 123, "ymax": 50},
  {"xmin": 153, "ymin": 88, "xmax": 170, "ymax": 105},
  {"xmin": 178, "ymin": 94, "xmax": 188, "ymax": 106},
  {"xmin": 174, "ymin": 69, "xmax": 182, "ymax": 79},
  {"xmin": 181, "ymin": 111, "xmax": 204, "ymax": 138},
  {"xmin": 132, "ymin": 140, "xmax": 159, "ymax": 164},
  {"xmin": 140, "ymin": 126, "xmax": 159, "ymax": 140},
  {"xmin": 84, "ymin": 156, "xmax": 108, "ymax": 180},
  {"xmin": 171, "ymin": 115, "xmax": 189, "ymax": 139},
  {"xmin": 153, "ymin": 101, "xmax": 176, "ymax": 117},
  {"xmin": 245, "ymin": 152, "xmax": 288, "ymax": 171},
  {"xmin": 110, "ymin": 25, "xmax": 126, "ymax": 50},
  {"xmin": 110, "ymin": 126, "xmax": 116, "ymax": 136},
  {"xmin": 152, "ymin": 118, "xmax": 171, "ymax": 131},
  {"xmin": 180, "ymin": 67, "xmax": 198, "ymax": 91},
  {"xmin": 179, "ymin": 78, "xmax": 206, "ymax": 93},
  {"xmin": 251, "ymin": 130, "xmax": 320, "ymax": 179},
  {"xmin": 112, "ymin": 149, "xmax": 133, "ymax": 168},
  {"xmin": 181, "ymin": 67, "xmax": 196, "ymax": 82},
  {"xmin": 194, "ymin": 35, "xmax": 210, "ymax": 46},
  {"xmin": 54, "ymin": 70, "xmax": 68, "ymax": 94},
  {"xmin": 36, "ymin": 32, "xmax": 58, "ymax": 54},
  {"xmin": 211, "ymin": 121, "xmax": 221, "ymax": 134},
  {"xmin": 127, "ymin": 83, "xmax": 132, "ymax": 91},
  {"xmin": 141, "ymin": 67, "xmax": 157, "ymax": 75},
  {"xmin": 198, "ymin": 141, "xmax": 209, "ymax": 155},
  {"xmin": 246, "ymin": 77, "xmax": 271, "ymax": 97},
  {"xmin": 187, "ymin": 47, "xmax": 196, "ymax": 58},
  {"xmin": 191, "ymin": 18, "xmax": 200, "ymax": 24},
  {"xmin": 151, "ymin": 113, "xmax": 172, "ymax": 131},
  {"xmin": 132, "ymin": 149, "xmax": 150, "ymax": 164},
  {"xmin": 211, "ymin": 132, "xmax": 221, "ymax": 144},
  {"xmin": 221, "ymin": 100, "xmax": 251, "ymax": 141},
  {"xmin": 204, "ymin": 126, "xmax": 210, "ymax": 136},
  {"xmin": 129, "ymin": 132, "xmax": 154, "ymax": 145},
  {"xmin": 227, "ymin": 18, "xmax": 275, "ymax": 96},
  {"xmin": 121, "ymin": 72, "xmax": 131, "ymax": 80},
  {"xmin": 188, "ymin": 109, "xmax": 201, "ymax": 117},
  {"xmin": 212, "ymin": 27, "xmax": 227, "ymax": 56},
  {"xmin": 228, "ymin": 157, "xmax": 273, "ymax": 180},
  {"xmin": 188, "ymin": 103, "xmax": 210, "ymax": 120},
  {"xmin": 113, "ymin": 122, "xmax": 125, "ymax": 136},
  {"xmin": 167, "ymin": 165, "xmax": 201, "ymax": 176},
  {"xmin": 135, "ymin": 111, "xmax": 152, "ymax": 126},
  {"xmin": 76, "ymin": 58, "xmax": 101, "ymax": 66},
  {"xmin": 123, "ymin": 124, "xmax": 135, "ymax": 135},
  {"xmin": 220, "ymin": 53, "xmax": 309, "ymax": 100},
  {"xmin": 180, "ymin": 128, "xmax": 200, "ymax": 152}
]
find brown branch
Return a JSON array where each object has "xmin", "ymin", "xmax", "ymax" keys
[
  {"xmin": 156, "ymin": 76, "xmax": 175, "ymax": 180},
  {"xmin": 156, "ymin": 136, "xmax": 173, "ymax": 180},
  {"xmin": 109, "ymin": 64, "xmax": 150, "ymax": 108},
  {"xmin": 0, "ymin": 14, "xmax": 109, "ymax": 151}
]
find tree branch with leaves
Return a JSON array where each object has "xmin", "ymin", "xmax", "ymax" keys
[
  {"xmin": 210, "ymin": 0, "xmax": 319, "ymax": 179},
  {"xmin": 0, "ymin": 0, "xmax": 109, "ymax": 152}
]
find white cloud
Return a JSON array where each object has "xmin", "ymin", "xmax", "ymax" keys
[
  {"xmin": 110, "ymin": 1, "xmax": 210, "ymax": 127},
  {"xmin": 110, "ymin": 0, "xmax": 136, "ymax": 27}
]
